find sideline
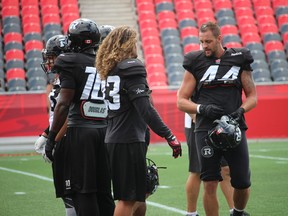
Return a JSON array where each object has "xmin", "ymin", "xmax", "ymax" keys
[{"xmin": 0, "ymin": 166, "xmax": 187, "ymax": 215}]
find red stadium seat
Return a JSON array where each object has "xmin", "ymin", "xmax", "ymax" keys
[
  {"xmin": 174, "ymin": 1, "xmax": 193, "ymax": 12},
  {"xmin": 143, "ymin": 45, "xmax": 163, "ymax": 56},
  {"xmin": 40, "ymin": 0, "xmax": 58, "ymax": 6},
  {"xmin": 158, "ymin": 18, "xmax": 178, "ymax": 30},
  {"xmin": 137, "ymin": 2, "xmax": 155, "ymax": 13},
  {"xmin": 41, "ymin": 4, "xmax": 60, "ymax": 15},
  {"xmin": 272, "ymin": 0, "xmax": 288, "ymax": 10},
  {"xmin": 22, "ymin": 6, "xmax": 40, "ymax": 17},
  {"xmin": 4, "ymin": 32, "xmax": 22, "ymax": 44},
  {"xmin": 22, "ymin": 14, "xmax": 41, "ymax": 25},
  {"xmin": 264, "ymin": 41, "xmax": 284, "ymax": 54},
  {"xmin": 155, "ymin": 0, "xmax": 172, "ymax": 4},
  {"xmin": 255, "ymin": 6, "xmax": 274, "ymax": 18},
  {"xmin": 194, "ymin": 0, "xmax": 213, "ymax": 10},
  {"xmin": 233, "ymin": 0, "xmax": 252, "ymax": 8},
  {"xmin": 139, "ymin": 19, "xmax": 158, "ymax": 31},
  {"xmin": 5, "ymin": 49, "xmax": 25, "ymax": 61},
  {"xmin": 2, "ymin": 6, "xmax": 20, "ymax": 17},
  {"xmin": 259, "ymin": 23, "xmax": 279, "ymax": 35},
  {"xmin": 146, "ymin": 63, "xmax": 166, "ymax": 75},
  {"xmin": 138, "ymin": 11, "xmax": 157, "ymax": 22},
  {"xmin": 213, "ymin": 0, "xmax": 232, "ymax": 12},
  {"xmin": 25, "ymin": 40, "xmax": 44, "ymax": 52},
  {"xmin": 23, "ymin": 23, "xmax": 41, "ymax": 35},
  {"xmin": 253, "ymin": 0, "xmax": 271, "ymax": 8},
  {"xmin": 2, "ymin": 0, "xmax": 19, "ymax": 7},
  {"xmin": 142, "ymin": 36, "xmax": 161, "ymax": 47},
  {"xmin": 242, "ymin": 33, "xmax": 261, "ymax": 46},
  {"xmin": 224, "ymin": 41, "xmax": 242, "ymax": 48},
  {"xmin": 60, "ymin": 0, "xmax": 79, "ymax": 5},
  {"xmin": 184, "ymin": 43, "xmax": 200, "ymax": 54},
  {"xmin": 237, "ymin": 16, "xmax": 257, "ymax": 27},
  {"xmin": 180, "ymin": 26, "xmax": 198, "ymax": 39},
  {"xmin": 136, "ymin": 0, "xmax": 153, "ymax": 4},
  {"xmin": 157, "ymin": 11, "xmax": 176, "ymax": 21},
  {"xmin": 145, "ymin": 54, "xmax": 165, "ymax": 65},
  {"xmin": 176, "ymin": 10, "xmax": 195, "ymax": 22},
  {"xmin": 239, "ymin": 24, "xmax": 259, "ymax": 36},
  {"xmin": 257, "ymin": 15, "xmax": 277, "ymax": 25},
  {"xmin": 6, "ymin": 68, "xmax": 26, "ymax": 82},
  {"xmin": 220, "ymin": 25, "xmax": 238, "ymax": 36},
  {"xmin": 61, "ymin": 4, "xmax": 80, "ymax": 15},
  {"xmin": 148, "ymin": 72, "xmax": 168, "ymax": 84},
  {"xmin": 235, "ymin": 8, "xmax": 254, "ymax": 18},
  {"xmin": 21, "ymin": 0, "xmax": 39, "ymax": 7},
  {"xmin": 42, "ymin": 14, "xmax": 61, "ymax": 26},
  {"xmin": 278, "ymin": 14, "xmax": 288, "ymax": 28},
  {"xmin": 141, "ymin": 27, "xmax": 159, "ymax": 38}
]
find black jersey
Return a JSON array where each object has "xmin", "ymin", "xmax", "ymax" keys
[
  {"xmin": 53, "ymin": 52, "xmax": 107, "ymax": 128},
  {"xmin": 104, "ymin": 58, "xmax": 171, "ymax": 143},
  {"xmin": 183, "ymin": 47, "xmax": 254, "ymax": 131}
]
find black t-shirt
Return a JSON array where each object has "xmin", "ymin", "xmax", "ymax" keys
[
  {"xmin": 183, "ymin": 47, "xmax": 254, "ymax": 131},
  {"xmin": 104, "ymin": 58, "xmax": 171, "ymax": 143},
  {"xmin": 53, "ymin": 52, "xmax": 107, "ymax": 128}
]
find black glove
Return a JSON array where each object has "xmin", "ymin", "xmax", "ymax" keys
[
  {"xmin": 166, "ymin": 134, "xmax": 182, "ymax": 158},
  {"xmin": 45, "ymin": 131, "xmax": 57, "ymax": 163},
  {"xmin": 199, "ymin": 104, "xmax": 225, "ymax": 119},
  {"xmin": 230, "ymin": 107, "xmax": 245, "ymax": 122}
]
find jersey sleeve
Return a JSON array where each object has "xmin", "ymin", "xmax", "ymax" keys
[
  {"xmin": 242, "ymin": 48, "xmax": 254, "ymax": 71},
  {"xmin": 183, "ymin": 52, "xmax": 194, "ymax": 72}
]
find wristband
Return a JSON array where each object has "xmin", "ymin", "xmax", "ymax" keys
[
  {"xmin": 196, "ymin": 104, "xmax": 201, "ymax": 114},
  {"xmin": 48, "ymin": 131, "xmax": 57, "ymax": 141}
]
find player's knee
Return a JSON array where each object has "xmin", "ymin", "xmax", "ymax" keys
[{"xmin": 231, "ymin": 178, "xmax": 251, "ymax": 189}]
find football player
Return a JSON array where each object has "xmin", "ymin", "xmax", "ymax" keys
[
  {"xmin": 44, "ymin": 18, "xmax": 115, "ymax": 216},
  {"xmin": 96, "ymin": 26, "xmax": 182, "ymax": 216},
  {"xmin": 177, "ymin": 21, "xmax": 257, "ymax": 216},
  {"xmin": 34, "ymin": 34, "xmax": 76, "ymax": 216}
]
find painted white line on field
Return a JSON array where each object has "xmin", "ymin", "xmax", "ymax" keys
[
  {"xmin": 0, "ymin": 167, "xmax": 53, "ymax": 182},
  {"xmin": 249, "ymin": 154, "xmax": 288, "ymax": 161},
  {"xmin": 146, "ymin": 201, "xmax": 187, "ymax": 215},
  {"xmin": 0, "ymin": 166, "xmax": 186, "ymax": 215}
]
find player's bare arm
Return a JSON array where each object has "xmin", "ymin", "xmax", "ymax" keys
[
  {"xmin": 177, "ymin": 71, "xmax": 198, "ymax": 114},
  {"xmin": 241, "ymin": 70, "xmax": 257, "ymax": 113}
]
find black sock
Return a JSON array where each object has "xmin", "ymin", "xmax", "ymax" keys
[{"xmin": 233, "ymin": 209, "xmax": 244, "ymax": 216}]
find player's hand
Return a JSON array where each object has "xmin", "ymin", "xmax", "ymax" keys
[
  {"xmin": 44, "ymin": 131, "xmax": 57, "ymax": 163},
  {"xmin": 229, "ymin": 107, "xmax": 245, "ymax": 122},
  {"xmin": 34, "ymin": 135, "xmax": 47, "ymax": 154},
  {"xmin": 166, "ymin": 134, "xmax": 182, "ymax": 158},
  {"xmin": 199, "ymin": 104, "xmax": 224, "ymax": 119}
]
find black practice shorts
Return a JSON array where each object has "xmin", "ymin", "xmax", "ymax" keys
[
  {"xmin": 53, "ymin": 127, "xmax": 113, "ymax": 196},
  {"xmin": 107, "ymin": 142, "xmax": 148, "ymax": 202},
  {"xmin": 185, "ymin": 123, "xmax": 228, "ymax": 173},
  {"xmin": 195, "ymin": 130, "xmax": 251, "ymax": 189}
]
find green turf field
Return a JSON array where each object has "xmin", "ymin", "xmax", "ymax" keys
[{"xmin": 0, "ymin": 141, "xmax": 287, "ymax": 216}]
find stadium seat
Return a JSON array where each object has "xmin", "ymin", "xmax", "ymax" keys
[
  {"xmin": 3, "ymin": 16, "xmax": 21, "ymax": 26},
  {"xmin": 239, "ymin": 24, "xmax": 259, "ymax": 36},
  {"xmin": 168, "ymin": 71, "xmax": 184, "ymax": 86},
  {"xmin": 156, "ymin": 2, "xmax": 174, "ymax": 13},
  {"xmin": 146, "ymin": 63, "xmax": 166, "ymax": 75},
  {"xmin": 21, "ymin": 6, "xmax": 40, "ymax": 17},
  {"xmin": 241, "ymin": 33, "xmax": 261, "ymax": 46},
  {"xmin": 21, "ymin": 0, "xmax": 39, "ymax": 7},
  {"xmin": 225, "ymin": 42, "xmax": 242, "ymax": 48},
  {"xmin": 235, "ymin": 8, "xmax": 254, "ymax": 18},
  {"xmin": 280, "ymin": 24, "xmax": 288, "ymax": 34},
  {"xmin": 180, "ymin": 27, "xmax": 198, "ymax": 39},
  {"xmin": 263, "ymin": 33, "xmax": 282, "ymax": 43},
  {"xmin": 25, "ymin": 40, "xmax": 44, "ymax": 53},
  {"xmin": 184, "ymin": 43, "xmax": 200, "ymax": 53},
  {"xmin": 250, "ymin": 50, "xmax": 266, "ymax": 61},
  {"xmin": 215, "ymin": 8, "xmax": 234, "ymax": 20},
  {"xmin": 267, "ymin": 50, "xmax": 287, "ymax": 63},
  {"xmin": 253, "ymin": 0, "xmax": 271, "ymax": 8},
  {"xmin": 176, "ymin": 10, "xmax": 195, "ymax": 22},
  {"xmin": 282, "ymin": 31, "xmax": 288, "ymax": 45},
  {"xmin": 5, "ymin": 49, "xmax": 24, "ymax": 61},
  {"xmin": 22, "ymin": 14, "xmax": 41, "ymax": 26},
  {"xmin": 182, "ymin": 36, "xmax": 199, "ymax": 46},
  {"xmin": 7, "ymin": 78, "xmax": 27, "ymax": 92},
  {"xmin": 5, "ymin": 59, "xmax": 25, "ymax": 71},
  {"xmin": 196, "ymin": 8, "xmax": 215, "ymax": 22},
  {"xmin": 43, "ymin": 23, "xmax": 62, "ymax": 33},
  {"xmin": 162, "ymin": 36, "xmax": 181, "ymax": 46},
  {"xmin": 40, "ymin": 0, "xmax": 58, "ymax": 6},
  {"xmin": 272, "ymin": 0, "xmax": 288, "ymax": 10},
  {"xmin": 165, "ymin": 53, "xmax": 184, "ymax": 65},
  {"xmin": 233, "ymin": 0, "xmax": 252, "ymax": 8},
  {"xmin": 136, "ymin": 2, "xmax": 155, "ymax": 13},
  {"xmin": 23, "ymin": 23, "xmax": 41, "ymax": 35},
  {"xmin": 25, "ymin": 58, "xmax": 43, "ymax": 71},
  {"xmin": 214, "ymin": 0, "xmax": 233, "ymax": 13},
  {"xmin": 0, "ymin": 78, "xmax": 5, "ymax": 91},
  {"xmin": 24, "ymin": 32, "xmax": 42, "ymax": 43},
  {"xmin": 237, "ymin": 16, "xmax": 256, "ymax": 27},
  {"xmin": 257, "ymin": 15, "xmax": 277, "ymax": 26},
  {"xmin": 157, "ymin": 11, "xmax": 176, "ymax": 21},
  {"xmin": 142, "ymin": 36, "xmax": 161, "ymax": 47},
  {"xmin": 220, "ymin": 25, "xmax": 238, "ymax": 36},
  {"xmin": 270, "ymin": 59, "xmax": 288, "ymax": 71},
  {"xmin": 60, "ymin": 0, "xmax": 79, "ymax": 5},
  {"xmin": 277, "ymin": 14, "xmax": 288, "ymax": 29},
  {"xmin": 194, "ymin": 0, "xmax": 213, "ymax": 10},
  {"xmin": 26, "ymin": 49, "xmax": 43, "ymax": 60},
  {"xmin": 145, "ymin": 54, "xmax": 165, "ymax": 65},
  {"xmin": 0, "ymin": 69, "xmax": 5, "ymax": 79},
  {"xmin": 255, "ymin": 6, "xmax": 274, "ymax": 18},
  {"xmin": 222, "ymin": 35, "xmax": 242, "ymax": 44},
  {"xmin": 141, "ymin": 27, "xmax": 159, "ymax": 39},
  {"xmin": 217, "ymin": 16, "xmax": 237, "ymax": 27},
  {"xmin": 27, "ymin": 76, "xmax": 47, "ymax": 91},
  {"xmin": 2, "ymin": 0, "xmax": 19, "ymax": 7},
  {"xmin": 61, "ymin": 4, "xmax": 80, "ymax": 15},
  {"xmin": 259, "ymin": 23, "xmax": 279, "ymax": 35},
  {"xmin": 41, "ymin": 4, "xmax": 60, "ymax": 15},
  {"xmin": 26, "ymin": 68, "xmax": 47, "ymax": 80},
  {"xmin": 174, "ymin": 0, "xmax": 193, "ymax": 11},
  {"xmin": 158, "ymin": 18, "xmax": 178, "ymax": 30},
  {"xmin": 251, "ymin": 59, "xmax": 269, "ymax": 70},
  {"xmin": 166, "ymin": 63, "xmax": 185, "ymax": 74},
  {"xmin": 4, "ymin": 42, "xmax": 23, "ymax": 52},
  {"xmin": 138, "ymin": 11, "xmax": 157, "ymax": 22},
  {"xmin": 42, "ymin": 14, "xmax": 61, "ymax": 26},
  {"xmin": 143, "ymin": 45, "xmax": 163, "ymax": 56},
  {"xmin": 264, "ymin": 41, "xmax": 285, "ymax": 54},
  {"xmin": 161, "ymin": 28, "xmax": 180, "ymax": 39},
  {"xmin": 147, "ymin": 72, "xmax": 167, "ymax": 85},
  {"xmin": 4, "ymin": 32, "xmax": 22, "ymax": 45},
  {"xmin": 275, "ymin": 6, "xmax": 288, "ymax": 18},
  {"xmin": 2, "ymin": 6, "xmax": 20, "ymax": 17},
  {"xmin": 3, "ymin": 23, "xmax": 22, "ymax": 35},
  {"xmin": 178, "ymin": 19, "xmax": 197, "ymax": 29},
  {"xmin": 271, "ymin": 67, "xmax": 288, "ymax": 82},
  {"xmin": 139, "ymin": 19, "xmax": 158, "ymax": 31},
  {"xmin": 252, "ymin": 68, "xmax": 272, "ymax": 83},
  {"xmin": 6, "ymin": 68, "xmax": 26, "ymax": 82},
  {"xmin": 163, "ymin": 44, "xmax": 183, "ymax": 55}
]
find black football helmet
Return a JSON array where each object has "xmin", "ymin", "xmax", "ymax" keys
[
  {"xmin": 208, "ymin": 115, "xmax": 242, "ymax": 150},
  {"xmin": 68, "ymin": 18, "xmax": 100, "ymax": 52},
  {"xmin": 146, "ymin": 158, "xmax": 159, "ymax": 195},
  {"xmin": 99, "ymin": 25, "xmax": 115, "ymax": 43},
  {"xmin": 41, "ymin": 34, "xmax": 70, "ymax": 74}
]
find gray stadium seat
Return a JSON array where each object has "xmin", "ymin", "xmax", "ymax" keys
[
  {"xmin": 7, "ymin": 78, "xmax": 27, "ymax": 92},
  {"xmin": 246, "ymin": 42, "xmax": 264, "ymax": 51},
  {"xmin": 275, "ymin": 6, "xmax": 288, "ymax": 18},
  {"xmin": 270, "ymin": 59, "xmax": 288, "ymax": 72},
  {"xmin": 24, "ymin": 32, "xmax": 42, "ymax": 43},
  {"xmin": 216, "ymin": 8, "xmax": 234, "ymax": 20},
  {"xmin": 162, "ymin": 36, "xmax": 181, "ymax": 46},
  {"xmin": 168, "ymin": 71, "xmax": 184, "ymax": 86},
  {"xmin": 250, "ymin": 50, "xmax": 266, "ymax": 61},
  {"xmin": 5, "ymin": 59, "xmax": 25, "ymax": 71},
  {"xmin": 161, "ymin": 28, "xmax": 180, "ymax": 39},
  {"xmin": 263, "ymin": 33, "xmax": 282, "ymax": 43},
  {"xmin": 26, "ymin": 67, "xmax": 47, "ymax": 80},
  {"xmin": 4, "ymin": 41, "xmax": 23, "ymax": 52},
  {"xmin": 182, "ymin": 36, "xmax": 199, "ymax": 46},
  {"xmin": 3, "ymin": 16, "xmax": 21, "ymax": 26},
  {"xmin": 179, "ymin": 19, "xmax": 197, "ymax": 29},
  {"xmin": 163, "ymin": 44, "xmax": 183, "ymax": 55},
  {"xmin": 165, "ymin": 53, "xmax": 184, "ymax": 65},
  {"xmin": 222, "ymin": 34, "xmax": 242, "ymax": 44},
  {"xmin": 27, "ymin": 76, "xmax": 47, "ymax": 91},
  {"xmin": 251, "ymin": 59, "xmax": 269, "ymax": 70},
  {"xmin": 166, "ymin": 63, "xmax": 185, "ymax": 75},
  {"xmin": 25, "ymin": 49, "xmax": 43, "ymax": 60},
  {"xmin": 271, "ymin": 67, "xmax": 288, "ymax": 82},
  {"xmin": 3, "ymin": 23, "xmax": 22, "ymax": 35},
  {"xmin": 267, "ymin": 50, "xmax": 287, "ymax": 63},
  {"xmin": 25, "ymin": 58, "xmax": 43, "ymax": 71},
  {"xmin": 252, "ymin": 68, "xmax": 272, "ymax": 83},
  {"xmin": 217, "ymin": 16, "xmax": 236, "ymax": 27},
  {"xmin": 156, "ymin": 2, "xmax": 174, "ymax": 13}
]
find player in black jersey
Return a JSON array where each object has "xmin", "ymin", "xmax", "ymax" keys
[
  {"xmin": 177, "ymin": 22, "xmax": 257, "ymax": 216},
  {"xmin": 34, "ymin": 34, "xmax": 77, "ymax": 216},
  {"xmin": 96, "ymin": 26, "xmax": 182, "ymax": 216},
  {"xmin": 44, "ymin": 18, "xmax": 115, "ymax": 216}
]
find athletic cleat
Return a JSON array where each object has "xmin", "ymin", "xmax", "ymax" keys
[{"xmin": 231, "ymin": 211, "xmax": 250, "ymax": 216}]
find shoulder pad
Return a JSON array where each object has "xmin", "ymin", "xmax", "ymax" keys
[
  {"xmin": 183, "ymin": 50, "xmax": 203, "ymax": 71},
  {"xmin": 117, "ymin": 58, "xmax": 146, "ymax": 77},
  {"xmin": 117, "ymin": 58, "xmax": 144, "ymax": 69}
]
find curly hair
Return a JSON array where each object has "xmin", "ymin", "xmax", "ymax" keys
[{"xmin": 95, "ymin": 25, "xmax": 137, "ymax": 80}]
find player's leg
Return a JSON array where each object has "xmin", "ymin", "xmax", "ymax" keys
[
  {"xmin": 185, "ymin": 123, "xmax": 201, "ymax": 216},
  {"xmin": 132, "ymin": 201, "xmax": 146, "ymax": 216},
  {"xmin": 71, "ymin": 192, "xmax": 100, "ymax": 216},
  {"xmin": 62, "ymin": 196, "xmax": 76, "ymax": 216}
]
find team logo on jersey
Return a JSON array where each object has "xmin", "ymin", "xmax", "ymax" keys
[
  {"xmin": 231, "ymin": 52, "xmax": 242, "ymax": 56},
  {"xmin": 135, "ymin": 88, "xmax": 145, "ymax": 94},
  {"xmin": 215, "ymin": 59, "xmax": 221, "ymax": 64},
  {"xmin": 201, "ymin": 146, "xmax": 214, "ymax": 158}
]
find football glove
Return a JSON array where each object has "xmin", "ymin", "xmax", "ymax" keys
[
  {"xmin": 44, "ymin": 131, "xmax": 57, "ymax": 163},
  {"xmin": 229, "ymin": 107, "xmax": 245, "ymax": 122},
  {"xmin": 199, "ymin": 104, "xmax": 225, "ymax": 119},
  {"xmin": 166, "ymin": 134, "xmax": 182, "ymax": 158},
  {"xmin": 34, "ymin": 135, "xmax": 47, "ymax": 154}
]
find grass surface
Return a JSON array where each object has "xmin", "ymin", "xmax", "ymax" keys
[{"xmin": 0, "ymin": 141, "xmax": 288, "ymax": 216}]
